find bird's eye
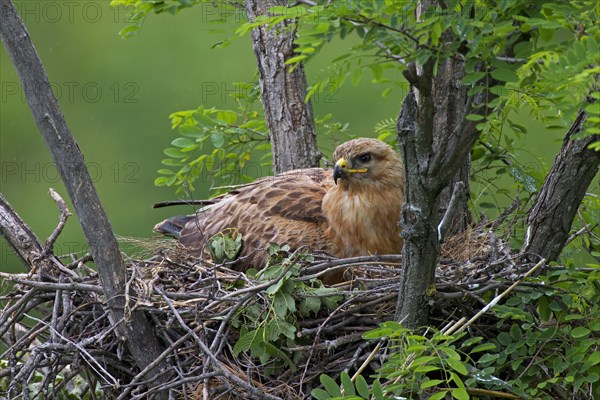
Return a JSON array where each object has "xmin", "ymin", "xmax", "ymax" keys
[{"xmin": 358, "ymin": 153, "xmax": 372, "ymax": 163}]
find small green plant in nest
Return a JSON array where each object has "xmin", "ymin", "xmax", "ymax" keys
[{"xmin": 230, "ymin": 244, "xmax": 342, "ymax": 376}]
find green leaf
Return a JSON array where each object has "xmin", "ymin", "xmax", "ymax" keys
[
  {"xmin": 370, "ymin": 64, "xmax": 383, "ymax": 82},
  {"xmin": 412, "ymin": 356, "xmax": 436, "ymax": 366},
  {"xmin": 589, "ymin": 351, "xmax": 600, "ymax": 365},
  {"xmin": 210, "ymin": 131, "xmax": 225, "ymax": 148},
  {"xmin": 163, "ymin": 148, "xmax": 186, "ymax": 158},
  {"xmin": 233, "ymin": 329, "xmax": 261, "ymax": 356},
  {"xmin": 538, "ymin": 295, "xmax": 551, "ymax": 321},
  {"xmin": 171, "ymin": 137, "xmax": 195, "ymax": 148},
  {"xmin": 466, "ymin": 114, "xmax": 485, "ymax": 121},
  {"xmin": 320, "ymin": 374, "xmax": 341, "ymax": 397},
  {"xmin": 571, "ymin": 327, "xmax": 591, "ymax": 339},
  {"xmin": 451, "ymin": 388, "xmax": 469, "ymax": 400},
  {"xmin": 414, "ymin": 365, "xmax": 441, "ymax": 373},
  {"xmin": 161, "ymin": 158, "xmax": 182, "ymax": 166},
  {"xmin": 311, "ymin": 388, "xmax": 330, "ymax": 400},
  {"xmin": 351, "ymin": 67, "xmax": 363, "ymax": 86},
  {"xmin": 429, "ymin": 390, "xmax": 448, "ymax": 400},
  {"xmin": 355, "ymin": 374, "xmax": 369, "ymax": 398},
  {"xmin": 285, "ymin": 54, "xmax": 308, "ymax": 65},
  {"xmin": 497, "ymin": 332, "xmax": 512, "ymax": 346},
  {"xmin": 478, "ymin": 353, "xmax": 500, "ymax": 364},
  {"xmin": 491, "ymin": 68, "xmax": 519, "ymax": 82},
  {"xmin": 421, "ymin": 379, "xmax": 445, "ymax": 389},
  {"xmin": 179, "ymin": 124, "xmax": 203, "ymax": 138},
  {"xmin": 470, "ymin": 343, "xmax": 497, "ymax": 353},
  {"xmin": 463, "ymin": 71, "xmax": 487, "ymax": 85},
  {"xmin": 193, "ymin": 113, "xmax": 216, "ymax": 128},
  {"xmin": 461, "ymin": 337, "xmax": 483, "ymax": 348},
  {"xmin": 372, "ymin": 380, "xmax": 384, "ymax": 400},
  {"xmin": 340, "ymin": 371, "xmax": 355, "ymax": 396},
  {"xmin": 446, "ymin": 358, "xmax": 468, "ymax": 375},
  {"xmin": 154, "ymin": 176, "xmax": 169, "ymax": 186}
]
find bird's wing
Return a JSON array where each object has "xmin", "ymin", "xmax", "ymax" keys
[{"xmin": 177, "ymin": 168, "xmax": 335, "ymax": 268}]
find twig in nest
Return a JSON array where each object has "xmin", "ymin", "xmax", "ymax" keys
[
  {"xmin": 438, "ymin": 181, "xmax": 466, "ymax": 242},
  {"xmin": 43, "ymin": 188, "xmax": 72, "ymax": 257},
  {"xmin": 0, "ymin": 273, "xmax": 103, "ymax": 294},
  {"xmin": 25, "ymin": 313, "xmax": 119, "ymax": 387},
  {"xmin": 448, "ymin": 258, "xmax": 546, "ymax": 334}
]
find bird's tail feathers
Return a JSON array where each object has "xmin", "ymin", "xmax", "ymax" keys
[{"xmin": 154, "ymin": 215, "xmax": 195, "ymax": 238}]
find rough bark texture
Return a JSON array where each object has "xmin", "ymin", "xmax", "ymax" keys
[
  {"xmin": 432, "ymin": 58, "xmax": 472, "ymax": 235},
  {"xmin": 0, "ymin": 193, "xmax": 44, "ymax": 270},
  {"xmin": 395, "ymin": 90, "xmax": 442, "ymax": 327},
  {"xmin": 244, "ymin": 0, "xmax": 320, "ymax": 173},
  {"xmin": 394, "ymin": 2, "xmax": 495, "ymax": 326},
  {"xmin": 522, "ymin": 110, "xmax": 600, "ymax": 262},
  {"xmin": 0, "ymin": 0, "xmax": 168, "ymax": 392}
]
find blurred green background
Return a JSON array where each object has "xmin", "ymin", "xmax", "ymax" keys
[{"xmin": 0, "ymin": 1, "xmax": 570, "ymax": 274}]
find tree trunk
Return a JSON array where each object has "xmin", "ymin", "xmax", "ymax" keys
[
  {"xmin": 394, "ymin": 90, "xmax": 442, "ymax": 327},
  {"xmin": 244, "ymin": 0, "xmax": 320, "ymax": 173},
  {"xmin": 0, "ymin": 0, "xmax": 168, "ymax": 393},
  {"xmin": 522, "ymin": 110, "xmax": 600, "ymax": 262},
  {"xmin": 432, "ymin": 58, "xmax": 472, "ymax": 235},
  {"xmin": 394, "ymin": 1, "xmax": 496, "ymax": 325}
]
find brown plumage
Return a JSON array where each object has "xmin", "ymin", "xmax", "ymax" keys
[{"xmin": 154, "ymin": 138, "xmax": 404, "ymax": 282}]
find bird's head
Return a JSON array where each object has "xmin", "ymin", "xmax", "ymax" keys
[{"xmin": 332, "ymin": 138, "xmax": 404, "ymax": 189}]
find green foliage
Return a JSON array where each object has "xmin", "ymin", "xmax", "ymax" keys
[
  {"xmin": 207, "ymin": 228, "xmax": 242, "ymax": 264},
  {"xmin": 154, "ymin": 81, "xmax": 271, "ymax": 194},
  {"xmin": 481, "ymin": 262, "xmax": 600, "ymax": 399},
  {"xmin": 231, "ymin": 244, "xmax": 342, "ymax": 375},
  {"xmin": 110, "ymin": 0, "xmax": 237, "ymax": 38},
  {"xmin": 311, "ymin": 263, "xmax": 600, "ymax": 399},
  {"xmin": 311, "ymin": 322, "xmax": 478, "ymax": 399}
]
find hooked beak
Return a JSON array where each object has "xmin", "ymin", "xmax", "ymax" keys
[
  {"xmin": 333, "ymin": 159, "xmax": 347, "ymax": 185},
  {"xmin": 333, "ymin": 157, "xmax": 368, "ymax": 185}
]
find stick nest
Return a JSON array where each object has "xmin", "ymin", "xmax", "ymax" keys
[{"xmin": 0, "ymin": 224, "xmax": 540, "ymax": 399}]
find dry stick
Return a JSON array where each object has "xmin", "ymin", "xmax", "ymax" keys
[
  {"xmin": 437, "ymin": 181, "xmax": 466, "ymax": 242},
  {"xmin": 303, "ymin": 254, "xmax": 403, "ymax": 274},
  {"xmin": 466, "ymin": 388, "xmax": 520, "ymax": 399},
  {"xmin": 447, "ymin": 259, "xmax": 546, "ymax": 335},
  {"xmin": 138, "ymin": 372, "xmax": 222, "ymax": 398},
  {"xmin": 350, "ymin": 339, "xmax": 384, "ymax": 382},
  {"xmin": 157, "ymin": 290, "xmax": 284, "ymax": 400},
  {"xmin": 0, "ymin": 288, "xmax": 38, "ymax": 337},
  {"xmin": 115, "ymin": 328, "xmax": 201, "ymax": 400},
  {"xmin": 299, "ymin": 293, "xmax": 364, "ymax": 392},
  {"xmin": 0, "ymin": 0, "xmax": 168, "ymax": 390},
  {"xmin": 43, "ymin": 188, "xmax": 72, "ymax": 257},
  {"xmin": 24, "ymin": 314, "xmax": 119, "ymax": 387},
  {"xmin": 0, "ymin": 274, "xmax": 103, "ymax": 294}
]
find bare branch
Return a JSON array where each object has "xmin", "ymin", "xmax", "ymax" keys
[
  {"xmin": 437, "ymin": 181, "xmax": 466, "ymax": 242},
  {"xmin": 42, "ymin": 188, "xmax": 72, "ymax": 257}
]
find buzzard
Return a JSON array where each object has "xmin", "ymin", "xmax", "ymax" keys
[{"xmin": 154, "ymin": 138, "xmax": 404, "ymax": 282}]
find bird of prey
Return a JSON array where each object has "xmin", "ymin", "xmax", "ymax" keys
[{"xmin": 154, "ymin": 138, "xmax": 404, "ymax": 282}]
